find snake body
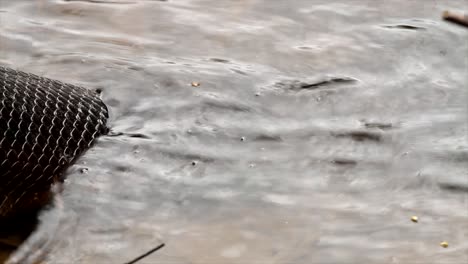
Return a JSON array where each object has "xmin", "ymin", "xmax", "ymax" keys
[{"xmin": 0, "ymin": 66, "xmax": 109, "ymax": 218}]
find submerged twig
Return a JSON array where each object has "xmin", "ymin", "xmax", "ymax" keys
[{"xmin": 123, "ymin": 243, "xmax": 165, "ymax": 264}]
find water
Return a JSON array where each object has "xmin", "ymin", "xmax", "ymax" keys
[{"xmin": 0, "ymin": 0, "xmax": 467, "ymax": 263}]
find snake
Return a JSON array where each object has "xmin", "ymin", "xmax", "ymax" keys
[{"xmin": 0, "ymin": 65, "xmax": 109, "ymax": 219}]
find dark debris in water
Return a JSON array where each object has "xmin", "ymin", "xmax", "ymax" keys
[
  {"xmin": 381, "ymin": 24, "xmax": 426, "ymax": 30},
  {"xmin": 299, "ymin": 77, "xmax": 357, "ymax": 90},
  {"xmin": 363, "ymin": 122, "xmax": 394, "ymax": 130},
  {"xmin": 123, "ymin": 243, "xmax": 165, "ymax": 264},
  {"xmin": 209, "ymin": 58, "xmax": 230, "ymax": 63},
  {"xmin": 438, "ymin": 183, "xmax": 468, "ymax": 193},
  {"xmin": 107, "ymin": 131, "xmax": 152, "ymax": 139},
  {"xmin": 332, "ymin": 158, "xmax": 358, "ymax": 166},
  {"xmin": 127, "ymin": 133, "xmax": 151, "ymax": 139},
  {"xmin": 275, "ymin": 76, "xmax": 357, "ymax": 91},
  {"xmin": 332, "ymin": 131, "xmax": 382, "ymax": 142},
  {"xmin": 297, "ymin": 46, "xmax": 314, "ymax": 50},
  {"xmin": 254, "ymin": 134, "xmax": 283, "ymax": 142}
]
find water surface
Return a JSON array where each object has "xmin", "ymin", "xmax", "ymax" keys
[{"xmin": 0, "ymin": 0, "xmax": 467, "ymax": 263}]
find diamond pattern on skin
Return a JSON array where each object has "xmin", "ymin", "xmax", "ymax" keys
[{"xmin": 0, "ymin": 66, "xmax": 109, "ymax": 218}]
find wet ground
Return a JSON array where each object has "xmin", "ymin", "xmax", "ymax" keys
[{"xmin": 0, "ymin": 0, "xmax": 467, "ymax": 263}]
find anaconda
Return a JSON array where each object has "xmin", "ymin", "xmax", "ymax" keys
[{"xmin": 0, "ymin": 65, "xmax": 109, "ymax": 219}]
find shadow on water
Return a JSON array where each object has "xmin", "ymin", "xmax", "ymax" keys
[{"xmin": 0, "ymin": 213, "xmax": 40, "ymax": 263}]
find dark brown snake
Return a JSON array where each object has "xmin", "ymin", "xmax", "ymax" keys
[{"xmin": 0, "ymin": 65, "xmax": 109, "ymax": 219}]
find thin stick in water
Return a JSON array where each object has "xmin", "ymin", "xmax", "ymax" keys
[{"xmin": 123, "ymin": 243, "xmax": 166, "ymax": 264}]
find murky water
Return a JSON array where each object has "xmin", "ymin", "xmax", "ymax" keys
[{"xmin": 1, "ymin": 0, "xmax": 467, "ymax": 263}]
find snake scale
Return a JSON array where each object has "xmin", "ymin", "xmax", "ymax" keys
[{"xmin": 0, "ymin": 65, "xmax": 109, "ymax": 219}]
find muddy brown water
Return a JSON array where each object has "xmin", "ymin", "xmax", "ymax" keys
[{"xmin": 0, "ymin": 0, "xmax": 467, "ymax": 263}]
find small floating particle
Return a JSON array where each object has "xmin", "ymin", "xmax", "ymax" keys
[
  {"xmin": 240, "ymin": 136, "xmax": 246, "ymax": 142},
  {"xmin": 191, "ymin": 161, "xmax": 197, "ymax": 166},
  {"xmin": 411, "ymin": 216, "xmax": 418, "ymax": 223},
  {"xmin": 191, "ymin": 82, "xmax": 200, "ymax": 87},
  {"xmin": 255, "ymin": 92, "xmax": 260, "ymax": 97},
  {"xmin": 440, "ymin": 241, "xmax": 449, "ymax": 248}
]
